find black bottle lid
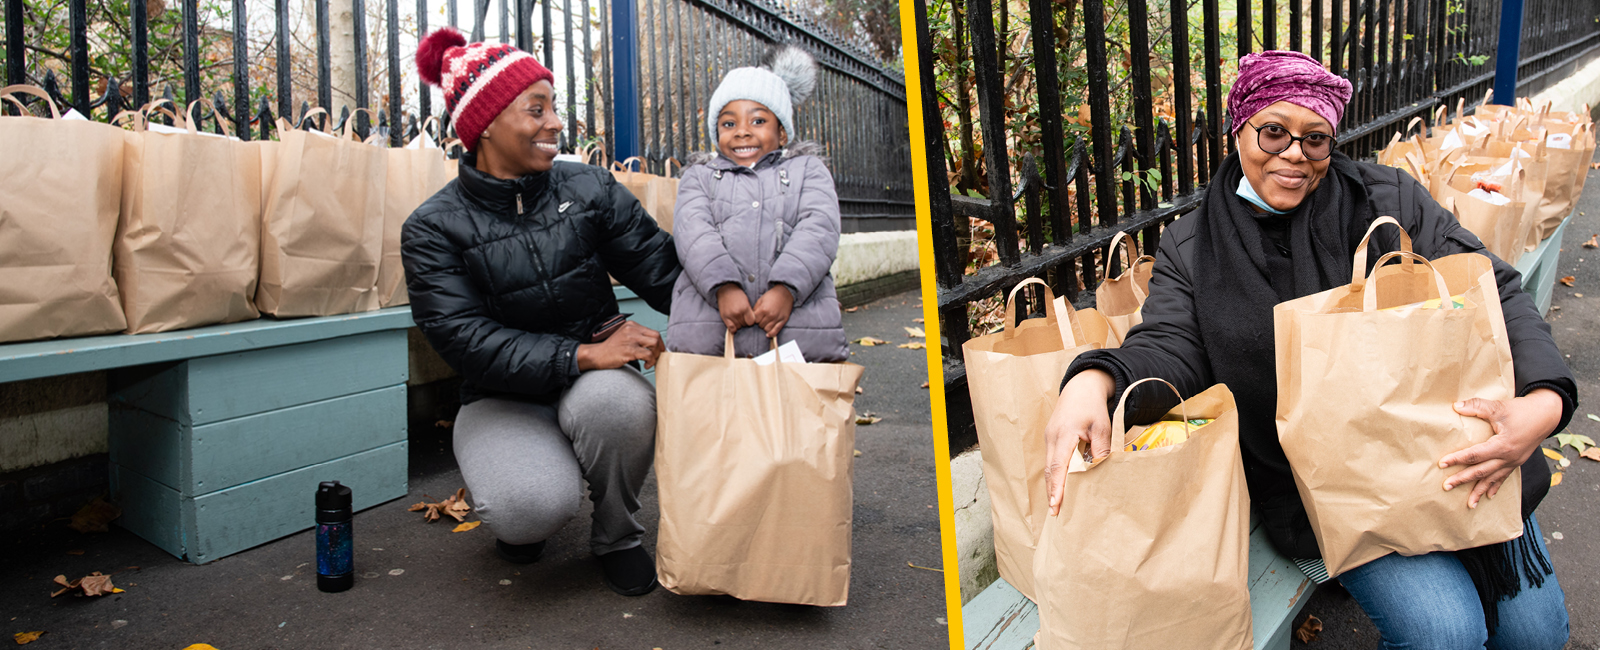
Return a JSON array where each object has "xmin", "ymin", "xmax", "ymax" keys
[{"xmin": 316, "ymin": 481, "xmax": 352, "ymax": 522}]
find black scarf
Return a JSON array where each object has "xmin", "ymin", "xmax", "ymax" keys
[{"xmin": 1191, "ymin": 153, "xmax": 1548, "ymax": 634}]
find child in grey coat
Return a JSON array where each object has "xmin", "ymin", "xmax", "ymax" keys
[{"xmin": 665, "ymin": 46, "xmax": 848, "ymax": 362}]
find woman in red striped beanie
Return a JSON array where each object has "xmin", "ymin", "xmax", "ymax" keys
[{"xmin": 401, "ymin": 27, "xmax": 681, "ymax": 597}]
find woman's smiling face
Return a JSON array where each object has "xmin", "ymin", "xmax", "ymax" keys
[
  {"xmin": 717, "ymin": 100, "xmax": 787, "ymax": 167},
  {"xmin": 477, "ymin": 80, "xmax": 563, "ymax": 178},
  {"xmin": 1238, "ymin": 101, "xmax": 1335, "ymax": 212}
]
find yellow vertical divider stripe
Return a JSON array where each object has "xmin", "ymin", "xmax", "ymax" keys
[{"xmin": 895, "ymin": 2, "xmax": 965, "ymax": 647}]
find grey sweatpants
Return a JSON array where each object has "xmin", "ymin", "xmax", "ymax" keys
[{"xmin": 452, "ymin": 367, "xmax": 656, "ymax": 555}]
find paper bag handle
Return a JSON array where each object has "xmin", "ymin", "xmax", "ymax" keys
[
  {"xmin": 1362, "ymin": 251, "xmax": 1456, "ymax": 313},
  {"xmin": 0, "ymin": 84, "xmax": 62, "ymax": 119},
  {"xmin": 1002, "ymin": 278, "xmax": 1084, "ymax": 345},
  {"xmin": 663, "ymin": 157, "xmax": 682, "ymax": 178},
  {"xmin": 186, "ymin": 98, "xmax": 234, "ymax": 137},
  {"xmin": 1103, "ymin": 377, "xmax": 1191, "ymax": 460},
  {"xmin": 613, "ymin": 156, "xmax": 647, "ymax": 174},
  {"xmin": 1351, "ymin": 216, "xmax": 1414, "ymax": 287},
  {"xmin": 721, "ymin": 329, "xmax": 784, "ymax": 361},
  {"xmin": 339, "ymin": 107, "xmax": 381, "ymax": 141}
]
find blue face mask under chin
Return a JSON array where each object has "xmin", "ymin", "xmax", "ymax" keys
[{"xmin": 1236, "ymin": 175, "xmax": 1291, "ymax": 215}]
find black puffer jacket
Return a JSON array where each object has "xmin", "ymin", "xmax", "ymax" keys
[
  {"xmin": 401, "ymin": 155, "xmax": 679, "ymax": 405},
  {"xmin": 1068, "ymin": 159, "xmax": 1577, "ymax": 559}
]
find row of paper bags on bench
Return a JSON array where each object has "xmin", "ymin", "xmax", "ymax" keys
[
  {"xmin": 0, "ymin": 85, "xmax": 462, "ymax": 343},
  {"xmin": 966, "ymin": 217, "xmax": 1521, "ymax": 649},
  {"xmin": 1376, "ymin": 95, "xmax": 1594, "ymax": 266}
]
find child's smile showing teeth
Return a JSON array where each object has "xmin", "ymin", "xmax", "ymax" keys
[{"xmin": 717, "ymin": 99, "xmax": 787, "ymax": 167}]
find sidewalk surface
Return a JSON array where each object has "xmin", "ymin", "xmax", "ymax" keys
[
  {"xmin": 1, "ymin": 291, "xmax": 949, "ymax": 649},
  {"xmin": 1291, "ymin": 158, "xmax": 1600, "ymax": 650}
]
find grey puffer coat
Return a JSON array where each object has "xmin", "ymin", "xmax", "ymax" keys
[{"xmin": 666, "ymin": 142, "xmax": 848, "ymax": 362}]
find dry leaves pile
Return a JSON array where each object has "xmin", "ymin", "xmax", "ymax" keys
[
  {"xmin": 409, "ymin": 488, "xmax": 472, "ymax": 523},
  {"xmin": 51, "ymin": 572, "xmax": 122, "ymax": 597},
  {"xmin": 1294, "ymin": 615, "xmax": 1324, "ymax": 643}
]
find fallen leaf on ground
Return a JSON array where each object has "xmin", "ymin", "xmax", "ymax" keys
[
  {"xmin": 855, "ymin": 387, "xmax": 863, "ymax": 394},
  {"xmin": 1580, "ymin": 448, "xmax": 1600, "ymax": 462},
  {"xmin": 854, "ymin": 336, "xmax": 887, "ymax": 346},
  {"xmin": 51, "ymin": 572, "xmax": 116, "ymax": 597},
  {"xmin": 920, "ymin": 381, "xmax": 930, "ymax": 389},
  {"xmin": 452, "ymin": 521, "xmax": 481, "ymax": 533},
  {"xmin": 1591, "ymin": 162, "xmax": 1600, "ymax": 169},
  {"xmin": 13, "ymin": 631, "xmax": 43, "ymax": 644},
  {"xmin": 408, "ymin": 488, "xmax": 473, "ymax": 523},
  {"xmin": 856, "ymin": 413, "xmax": 882, "ymax": 425},
  {"xmin": 1542, "ymin": 447, "xmax": 1566, "ymax": 461},
  {"xmin": 1294, "ymin": 615, "xmax": 1323, "ymax": 643},
  {"xmin": 68, "ymin": 497, "xmax": 121, "ymax": 534},
  {"xmin": 1559, "ymin": 457, "xmax": 1572, "ymax": 468},
  {"xmin": 845, "ymin": 306, "xmax": 859, "ymax": 312},
  {"xmin": 65, "ymin": 549, "xmax": 84, "ymax": 556},
  {"xmin": 1588, "ymin": 413, "xmax": 1600, "ymax": 422},
  {"xmin": 904, "ymin": 326, "xmax": 925, "ymax": 338},
  {"xmin": 853, "ymin": 449, "xmax": 862, "ymax": 457},
  {"xmin": 180, "ymin": 645, "xmax": 220, "ymax": 650},
  {"xmin": 1577, "ymin": 293, "xmax": 1586, "ymax": 298},
  {"xmin": 906, "ymin": 562, "xmax": 943, "ymax": 572},
  {"xmin": 435, "ymin": 420, "xmax": 454, "ymax": 428},
  {"xmin": 1560, "ymin": 276, "xmax": 1576, "ymax": 287},
  {"xmin": 1552, "ymin": 472, "xmax": 1563, "ymax": 487},
  {"xmin": 1584, "ymin": 234, "xmax": 1599, "ymax": 249},
  {"xmin": 913, "ymin": 318, "xmax": 924, "ymax": 323},
  {"xmin": 898, "ymin": 342, "xmax": 926, "ymax": 350},
  {"xmin": 1557, "ymin": 431, "xmax": 1597, "ymax": 453}
]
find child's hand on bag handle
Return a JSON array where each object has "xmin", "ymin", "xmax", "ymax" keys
[
  {"xmin": 1440, "ymin": 387, "xmax": 1565, "ymax": 509},
  {"xmin": 1043, "ymin": 368, "xmax": 1117, "ymax": 516},
  {"xmin": 717, "ymin": 284, "xmax": 756, "ymax": 333},
  {"xmin": 577, "ymin": 321, "xmax": 665, "ymax": 370},
  {"xmin": 752, "ymin": 285, "xmax": 794, "ymax": 337}
]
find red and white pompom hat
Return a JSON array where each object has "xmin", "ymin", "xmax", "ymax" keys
[{"xmin": 416, "ymin": 27, "xmax": 554, "ymax": 152}]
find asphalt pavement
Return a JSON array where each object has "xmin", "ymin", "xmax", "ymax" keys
[
  {"xmin": 1, "ymin": 291, "xmax": 949, "ymax": 649},
  {"xmin": 1291, "ymin": 156, "xmax": 1600, "ymax": 650}
]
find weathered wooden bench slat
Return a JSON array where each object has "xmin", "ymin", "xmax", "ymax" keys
[
  {"xmin": 108, "ymin": 384, "xmax": 407, "ymax": 496},
  {"xmin": 0, "ymin": 307, "xmax": 416, "ymax": 384},
  {"xmin": 960, "ymin": 517, "xmax": 1315, "ymax": 650},
  {"xmin": 113, "ymin": 440, "xmax": 409, "ymax": 564}
]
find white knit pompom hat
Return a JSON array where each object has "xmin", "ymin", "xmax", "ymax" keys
[{"xmin": 706, "ymin": 45, "xmax": 817, "ymax": 141}]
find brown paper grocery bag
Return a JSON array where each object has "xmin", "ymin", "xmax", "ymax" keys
[
  {"xmin": 113, "ymin": 99, "xmax": 261, "ymax": 333},
  {"xmin": 611, "ymin": 156, "xmax": 678, "ymax": 232},
  {"xmin": 1430, "ymin": 166, "xmax": 1527, "ymax": 265},
  {"xmin": 256, "ymin": 107, "xmax": 385, "ymax": 317},
  {"xmin": 962, "ymin": 278, "xmax": 1099, "ymax": 601},
  {"xmin": 1274, "ymin": 217, "xmax": 1522, "ymax": 577},
  {"xmin": 654, "ymin": 331, "xmax": 865, "ymax": 605},
  {"xmin": 1095, "ymin": 230, "xmax": 1154, "ymax": 342},
  {"xmin": 1034, "ymin": 379, "xmax": 1252, "ymax": 650},
  {"xmin": 0, "ymin": 85, "xmax": 128, "ymax": 342},
  {"xmin": 376, "ymin": 117, "xmax": 457, "ymax": 308}
]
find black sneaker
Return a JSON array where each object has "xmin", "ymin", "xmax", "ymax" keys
[
  {"xmin": 597, "ymin": 545, "xmax": 658, "ymax": 596},
  {"xmin": 495, "ymin": 539, "xmax": 547, "ymax": 564}
]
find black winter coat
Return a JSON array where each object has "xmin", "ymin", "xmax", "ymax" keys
[
  {"xmin": 1068, "ymin": 160, "xmax": 1577, "ymax": 559},
  {"xmin": 401, "ymin": 156, "xmax": 680, "ymax": 406}
]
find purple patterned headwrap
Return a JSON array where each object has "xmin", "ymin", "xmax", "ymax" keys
[{"xmin": 1228, "ymin": 50, "xmax": 1353, "ymax": 134}]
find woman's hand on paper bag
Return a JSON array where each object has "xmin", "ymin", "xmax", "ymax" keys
[
  {"xmin": 1440, "ymin": 388, "xmax": 1564, "ymax": 508},
  {"xmin": 1044, "ymin": 369, "xmax": 1115, "ymax": 516},
  {"xmin": 578, "ymin": 321, "xmax": 666, "ymax": 370}
]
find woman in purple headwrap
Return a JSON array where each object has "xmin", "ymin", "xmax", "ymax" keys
[{"xmin": 1042, "ymin": 51, "xmax": 1574, "ymax": 648}]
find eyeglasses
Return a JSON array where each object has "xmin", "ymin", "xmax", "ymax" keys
[{"xmin": 1246, "ymin": 122, "xmax": 1336, "ymax": 161}]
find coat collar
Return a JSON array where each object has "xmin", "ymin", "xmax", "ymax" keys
[{"xmin": 456, "ymin": 151, "xmax": 551, "ymax": 215}]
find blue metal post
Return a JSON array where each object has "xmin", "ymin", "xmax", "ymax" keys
[
  {"xmin": 611, "ymin": 0, "xmax": 642, "ymax": 166},
  {"xmin": 1492, "ymin": 0, "xmax": 1524, "ymax": 106}
]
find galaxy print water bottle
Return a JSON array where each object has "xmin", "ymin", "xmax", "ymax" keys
[{"xmin": 315, "ymin": 481, "xmax": 354, "ymax": 593}]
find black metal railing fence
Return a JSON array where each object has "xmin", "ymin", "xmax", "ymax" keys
[
  {"xmin": 921, "ymin": 0, "xmax": 1600, "ymax": 450},
  {"xmin": 1, "ymin": 0, "xmax": 912, "ymax": 227}
]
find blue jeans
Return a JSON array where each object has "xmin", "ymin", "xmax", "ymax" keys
[{"xmin": 1337, "ymin": 515, "xmax": 1569, "ymax": 650}]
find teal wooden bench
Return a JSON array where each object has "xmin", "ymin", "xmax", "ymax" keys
[
  {"xmin": 1513, "ymin": 212, "xmax": 1573, "ymax": 317},
  {"xmin": 962, "ymin": 516, "xmax": 1316, "ymax": 650},
  {"xmin": 0, "ymin": 287, "xmax": 667, "ymax": 564}
]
